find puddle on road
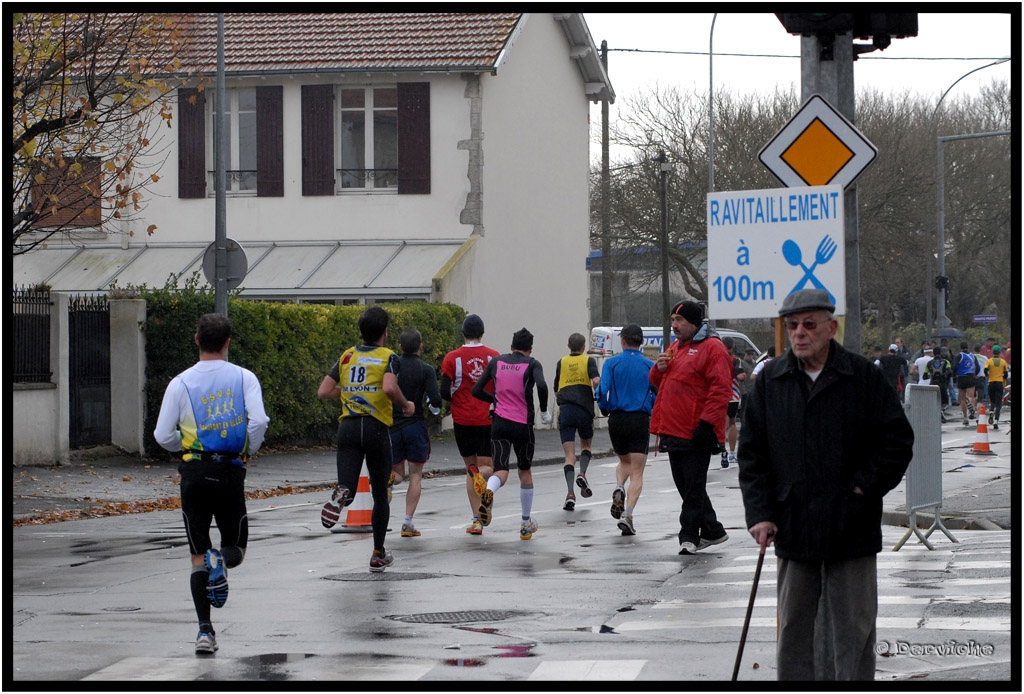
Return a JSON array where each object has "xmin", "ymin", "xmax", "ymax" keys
[
  {"xmin": 235, "ymin": 653, "xmax": 317, "ymax": 681},
  {"xmin": 493, "ymin": 644, "xmax": 536, "ymax": 658}
]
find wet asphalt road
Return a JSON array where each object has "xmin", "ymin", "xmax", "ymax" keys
[{"xmin": 11, "ymin": 419, "xmax": 1014, "ymax": 683}]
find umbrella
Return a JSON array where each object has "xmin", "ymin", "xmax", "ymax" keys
[{"xmin": 931, "ymin": 327, "xmax": 966, "ymax": 340}]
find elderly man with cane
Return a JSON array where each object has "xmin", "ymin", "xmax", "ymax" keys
[{"xmin": 737, "ymin": 289, "xmax": 913, "ymax": 681}]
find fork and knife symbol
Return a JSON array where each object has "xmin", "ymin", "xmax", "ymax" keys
[{"xmin": 782, "ymin": 235, "xmax": 837, "ymax": 304}]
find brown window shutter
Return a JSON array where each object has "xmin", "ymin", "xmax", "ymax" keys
[
  {"xmin": 178, "ymin": 88, "xmax": 206, "ymax": 199},
  {"xmin": 257, "ymin": 86, "xmax": 284, "ymax": 197},
  {"xmin": 301, "ymin": 84, "xmax": 335, "ymax": 196},
  {"xmin": 30, "ymin": 157, "xmax": 102, "ymax": 229},
  {"xmin": 397, "ymin": 82, "xmax": 430, "ymax": 195}
]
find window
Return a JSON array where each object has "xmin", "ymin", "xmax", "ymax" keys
[
  {"xmin": 302, "ymin": 82, "xmax": 430, "ymax": 196},
  {"xmin": 30, "ymin": 157, "xmax": 102, "ymax": 229},
  {"xmin": 178, "ymin": 86, "xmax": 282, "ymax": 199},
  {"xmin": 209, "ymin": 88, "xmax": 257, "ymax": 194},
  {"xmin": 338, "ymin": 87, "xmax": 398, "ymax": 190}
]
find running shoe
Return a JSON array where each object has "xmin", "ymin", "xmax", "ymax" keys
[
  {"xmin": 195, "ymin": 631, "xmax": 218, "ymax": 655},
  {"xmin": 575, "ymin": 474, "xmax": 593, "ymax": 498},
  {"xmin": 401, "ymin": 523, "xmax": 420, "ymax": 538},
  {"xmin": 369, "ymin": 548, "xmax": 394, "ymax": 573},
  {"xmin": 720, "ymin": 451, "xmax": 730, "ymax": 469},
  {"xmin": 520, "ymin": 518, "xmax": 539, "ymax": 540},
  {"xmin": 989, "ymin": 413, "xmax": 995, "ymax": 426},
  {"xmin": 728, "ymin": 452, "xmax": 737, "ymax": 465},
  {"xmin": 610, "ymin": 488, "xmax": 625, "ymax": 519},
  {"xmin": 678, "ymin": 541, "xmax": 698, "ymax": 555},
  {"xmin": 563, "ymin": 492, "xmax": 576, "ymax": 511},
  {"xmin": 387, "ymin": 471, "xmax": 396, "ymax": 503},
  {"xmin": 698, "ymin": 532, "xmax": 729, "ymax": 550},
  {"xmin": 469, "ymin": 465, "xmax": 488, "ymax": 498},
  {"xmin": 321, "ymin": 485, "xmax": 351, "ymax": 529},
  {"xmin": 617, "ymin": 516, "xmax": 636, "ymax": 536},
  {"xmin": 466, "ymin": 520, "xmax": 483, "ymax": 535},
  {"xmin": 478, "ymin": 488, "xmax": 494, "ymax": 527},
  {"xmin": 992, "ymin": 422, "xmax": 999, "ymax": 430},
  {"xmin": 204, "ymin": 549, "xmax": 228, "ymax": 608}
]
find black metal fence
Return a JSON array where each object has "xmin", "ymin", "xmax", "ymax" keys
[{"xmin": 13, "ymin": 285, "xmax": 52, "ymax": 383}]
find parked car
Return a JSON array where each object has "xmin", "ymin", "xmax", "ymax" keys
[{"xmin": 589, "ymin": 325, "xmax": 761, "ymax": 359}]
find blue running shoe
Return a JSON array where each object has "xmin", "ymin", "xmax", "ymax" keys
[{"xmin": 205, "ymin": 549, "xmax": 228, "ymax": 608}]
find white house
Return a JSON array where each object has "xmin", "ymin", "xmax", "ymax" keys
[{"xmin": 14, "ymin": 12, "xmax": 614, "ymax": 378}]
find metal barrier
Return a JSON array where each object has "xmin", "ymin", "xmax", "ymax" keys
[{"xmin": 893, "ymin": 384, "xmax": 958, "ymax": 551}]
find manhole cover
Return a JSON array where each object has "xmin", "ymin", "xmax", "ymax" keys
[
  {"xmin": 388, "ymin": 610, "xmax": 529, "ymax": 624},
  {"xmin": 322, "ymin": 572, "xmax": 445, "ymax": 582}
]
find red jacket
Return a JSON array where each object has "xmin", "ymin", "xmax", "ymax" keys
[{"xmin": 649, "ymin": 329, "xmax": 734, "ymax": 443}]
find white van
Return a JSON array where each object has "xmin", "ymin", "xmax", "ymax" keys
[{"xmin": 589, "ymin": 325, "xmax": 761, "ymax": 359}]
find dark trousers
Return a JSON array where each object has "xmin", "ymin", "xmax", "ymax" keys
[
  {"xmin": 777, "ymin": 555, "xmax": 878, "ymax": 681},
  {"xmin": 988, "ymin": 382, "xmax": 1004, "ymax": 421},
  {"xmin": 336, "ymin": 417, "xmax": 393, "ymax": 551},
  {"xmin": 667, "ymin": 448, "xmax": 725, "ymax": 545}
]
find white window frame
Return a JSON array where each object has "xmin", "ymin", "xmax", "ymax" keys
[
  {"xmin": 207, "ymin": 87, "xmax": 257, "ymax": 197},
  {"xmin": 335, "ymin": 86, "xmax": 398, "ymax": 194}
]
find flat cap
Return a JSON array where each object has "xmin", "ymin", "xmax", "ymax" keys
[{"xmin": 778, "ymin": 288, "xmax": 835, "ymax": 317}]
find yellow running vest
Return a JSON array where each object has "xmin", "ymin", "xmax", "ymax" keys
[
  {"xmin": 557, "ymin": 353, "xmax": 592, "ymax": 391},
  {"xmin": 338, "ymin": 345, "xmax": 395, "ymax": 426}
]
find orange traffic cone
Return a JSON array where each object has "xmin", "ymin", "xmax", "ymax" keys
[
  {"xmin": 967, "ymin": 404, "xmax": 997, "ymax": 456},
  {"xmin": 332, "ymin": 463, "xmax": 374, "ymax": 532}
]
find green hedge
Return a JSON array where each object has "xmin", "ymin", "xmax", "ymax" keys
[{"xmin": 140, "ymin": 277, "xmax": 465, "ymax": 458}]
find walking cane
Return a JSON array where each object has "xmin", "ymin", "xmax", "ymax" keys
[{"xmin": 732, "ymin": 533, "xmax": 769, "ymax": 681}]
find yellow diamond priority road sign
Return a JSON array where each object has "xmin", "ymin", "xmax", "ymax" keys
[{"xmin": 759, "ymin": 94, "xmax": 877, "ymax": 189}]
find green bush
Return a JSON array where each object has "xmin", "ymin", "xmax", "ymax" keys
[{"xmin": 141, "ymin": 275, "xmax": 465, "ymax": 457}]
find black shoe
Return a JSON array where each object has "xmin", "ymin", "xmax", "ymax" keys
[{"xmin": 720, "ymin": 451, "xmax": 729, "ymax": 469}]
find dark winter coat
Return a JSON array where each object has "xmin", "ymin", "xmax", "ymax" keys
[{"xmin": 737, "ymin": 340, "xmax": 914, "ymax": 562}]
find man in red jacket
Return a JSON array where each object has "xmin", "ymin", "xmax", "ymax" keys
[{"xmin": 649, "ymin": 300, "xmax": 733, "ymax": 555}]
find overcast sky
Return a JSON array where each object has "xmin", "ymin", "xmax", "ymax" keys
[{"xmin": 582, "ymin": 12, "xmax": 1012, "ymax": 117}]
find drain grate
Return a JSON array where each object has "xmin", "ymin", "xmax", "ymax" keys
[
  {"xmin": 322, "ymin": 572, "xmax": 445, "ymax": 582},
  {"xmin": 388, "ymin": 610, "xmax": 528, "ymax": 624}
]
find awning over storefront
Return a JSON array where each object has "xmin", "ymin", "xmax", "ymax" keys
[{"xmin": 12, "ymin": 239, "xmax": 467, "ymax": 301}]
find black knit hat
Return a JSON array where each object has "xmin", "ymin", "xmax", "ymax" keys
[
  {"xmin": 671, "ymin": 301, "xmax": 704, "ymax": 327},
  {"xmin": 511, "ymin": 327, "xmax": 534, "ymax": 351}
]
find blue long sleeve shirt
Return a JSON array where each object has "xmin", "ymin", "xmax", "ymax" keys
[{"xmin": 596, "ymin": 349, "xmax": 656, "ymax": 415}]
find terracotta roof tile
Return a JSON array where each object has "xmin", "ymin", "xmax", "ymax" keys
[{"xmin": 175, "ymin": 13, "xmax": 523, "ymax": 73}]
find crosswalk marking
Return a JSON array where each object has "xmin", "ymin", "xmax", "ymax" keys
[
  {"xmin": 528, "ymin": 660, "xmax": 646, "ymax": 680},
  {"xmin": 82, "ymin": 657, "xmax": 215, "ymax": 681}
]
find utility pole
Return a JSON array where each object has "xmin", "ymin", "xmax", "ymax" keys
[
  {"xmin": 799, "ymin": 31, "xmax": 860, "ymax": 351},
  {"xmin": 600, "ymin": 40, "xmax": 612, "ymax": 326},
  {"xmin": 780, "ymin": 13, "xmax": 917, "ymax": 353},
  {"xmin": 214, "ymin": 13, "xmax": 228, "ymax": 317}
]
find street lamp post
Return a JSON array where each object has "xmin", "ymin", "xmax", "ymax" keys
[
  {"xmin": 708, "ymin": 13, "xmax": 717, "ymax": 194},
  {"xmin": 932, "ymin": 58, "xmax": 1010, "ymax": 331},
  {"xmin": 658, "ymin": 150, "xmax": 671, "ymax": 350}
]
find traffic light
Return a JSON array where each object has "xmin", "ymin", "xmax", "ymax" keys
[
  {"xmin": 776, "ymin": 13, "xmax": 855, "ymax": 36},
  {"xmin": 777, "ymin": 13, "xmax": 917, "ymax": 49}
]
